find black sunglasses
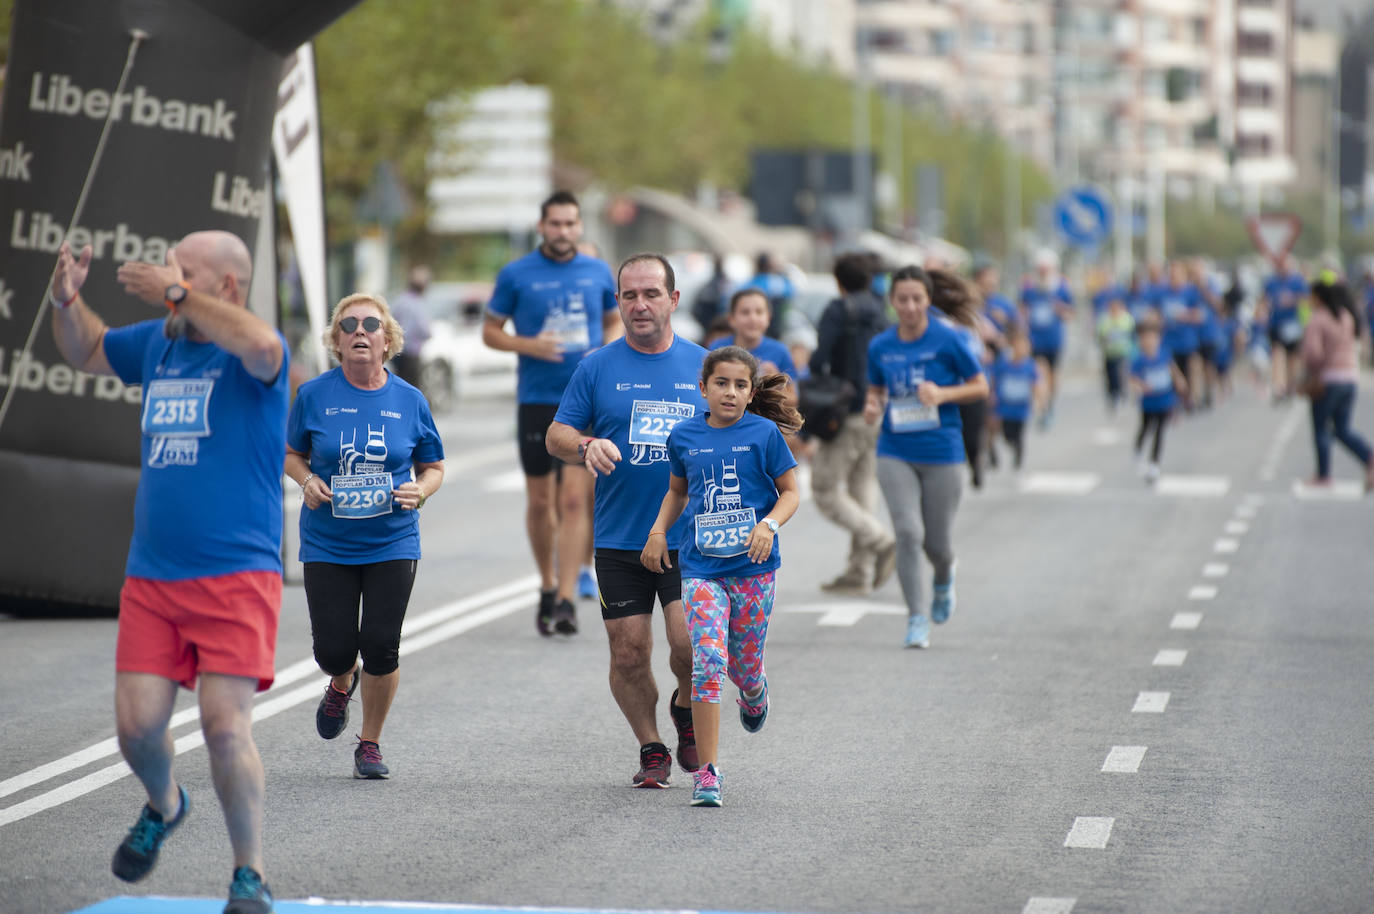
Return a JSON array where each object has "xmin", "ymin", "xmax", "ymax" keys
[{"xmin": 339, "ymin": 316, "xmax": 382, "ymax": 334}]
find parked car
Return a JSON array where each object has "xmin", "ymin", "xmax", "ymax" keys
[{"xmin": 394, "ymin": 281, "xmax": 516, "ymax": 413}]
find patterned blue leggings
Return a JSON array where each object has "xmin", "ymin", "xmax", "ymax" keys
[{"xmin": 681, "ymin": 571, "xmax": 775, "ymax": 704}]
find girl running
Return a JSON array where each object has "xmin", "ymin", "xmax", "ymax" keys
[
  {"xmin": 642, "ymin": 346, "xmax": 802, "ymax": 808},
  {"xmin": 989, "ymin": 326, "xmax": 1043, "ymax": 474},
  {"xmin": 1130, "ymin": 317, "xmax": 1187, "ymax": 484},
  {"xmin": 865, "ymin": 266, "xmax": 989, "ymax": 649}
]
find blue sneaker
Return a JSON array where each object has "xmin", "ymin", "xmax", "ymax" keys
[
  {"xmin": 737, "ymin": 682, "xmax": 768, "ymax": 733},
  {"xmin": 904, "ymin": 614, "xmax": 931, "ymax": 649},
  {"xmin": 931, "ymin": 580, "xmax": 956, "ymax": 625},
  {"xmin": 577, "ymin": 566, "xmax": 597, "ymax": 600},
  {"xmin": 111, "ymin": 785, "xmax": 189, "ymax": 882},
  {"xmin": 224, "ymin": 865, "xmax": 274, "ymax": 914},
  {"xmin": 691, "ymin": 763, "xmax": 722, "ymax": 807}
]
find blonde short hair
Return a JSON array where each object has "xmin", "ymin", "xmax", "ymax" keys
[{"xmin": 324, "ymin": 293, "xmax": 406, "ymax": 363}]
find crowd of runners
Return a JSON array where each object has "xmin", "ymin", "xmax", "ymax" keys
[{"xmin": 42, "ymin": 185, "xmax": 1374, "ymax": 912}]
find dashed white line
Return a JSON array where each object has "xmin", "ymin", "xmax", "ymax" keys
[
  {"xmin": 1064, "ymin": 817, "xmax": 1115, "ymax": 848},
  {"xmin": 1202, "ymin": 563, "xmax": 1229, "ymax": 578},
  {"xmin": 1224, "ymin": 520, "xmax": 1249, "ymax": 535},
  {"xmin": 1241, "ymin": 492, "xmax": 1266, "ymax": 507},
  {"xmin": 1171, "ymin": 612, "xmax": 1203, "ymax": 630},
  {"xmin": 1132, "ymin": 691, "xmax": 1170, "ymax": 713},
  {"xmin": 1213, "ymin": 538, "xmax": 1239, "ymax": 553},
  {"xmin": 1102, "ymin": 746, "xmax": 1148, "ymax": 773},
  {"xmin": 1153, "ymin": 649, "xmax": 1188, "ymax": 667},
  {"xmin": 1188, "ymin": 585, "xmax": 1218, "ymax": 600},
  {"xmin": 1155, "ymin": 474, "xmax": 1230, "ymax": 497},
  {"xmin": 1019, "ymin": 471, "xmax": 1101, "ymax": 495},
  {"xmin": 1024, "ymin": 898, "xmax": 1077, "ymax": 914}
]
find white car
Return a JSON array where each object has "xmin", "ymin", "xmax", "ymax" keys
[{"xmin": 403, "ymin": 281, "xmax": 516, "ymax": 413}]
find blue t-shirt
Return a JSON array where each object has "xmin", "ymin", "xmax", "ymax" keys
[
  {"xmin": 1128, "ymin": 285, "xmax": 1159, "ymax": 326},
  {"xmin": 984, "ymin": 293, "xmax": 1019, "ymax": 334},
  {"xmin": 1155, "ymin": 283, "xmax": 1200, "ymax": 354},
  {"xmin": 487, "ymin": 250, "xmax": 618, "ymax": 404},
  {"xmin": 665, "ymin": 412, "xmax": 797, "ymax": 580},
  {"xmin": 553, "ymin": 336, "xmax": 708, "ymax": 551},
  {"xmin": 1020, "ymin": 281, "xmax": 1073, "ymax": 353},
  {"xmin": 709, "ymin": 335, "xmax": 797, "ymax": 379},
  {"xmin": 866, "ymin": 322, "xmax": 983, "ymax": 465},
  {"xmin": 1092, "ymin": 284, "xmax": 1124, "ymax": 316},
  {"xmin": 103, "ymin": 319, "xmax": 289, "ymax": 580},
  {"xmin": 990, "ymin": 356, "xmax": 1040, "ymax": 422},
  {"xmin": 1214, "ymin": 315, "xmax": 1241, "ymax": 368},
  {"xmin": 287, "ymin": 367, "xmax": 445, "ymax": 564},
  {"xmin": 1264, "ymin": 274, "xmax": 1308, "ymax": 343},
  {"xmin": 1132, "ymin": 349, "xmax": 1177, "ymax": 413}
]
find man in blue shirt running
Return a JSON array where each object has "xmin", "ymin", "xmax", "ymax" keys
[{"xmin": 483, "ymin": 191, "xmax": 621, "ymax": 637}]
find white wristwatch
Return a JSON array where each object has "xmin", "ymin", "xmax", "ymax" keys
[{"xmin": 762, "ymin": 517, "xmax": 779, "ymax": 533}]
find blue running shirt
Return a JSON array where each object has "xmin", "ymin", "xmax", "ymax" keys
[
  {"xmin": 708, "ymin": 335, "xmax": 797, "ymax": 379},
  {"xmin": 984, "ymin": 293, "xmax": 1019, "ymax": 334},
  {"xmin": 1264, "ymin": 274, "xmax": 1308, "ymax": 345},
  {"xmin": 103, "ymin": 319, "xmax": 290, "ymax": 580},
  {"xmin": 553, "ymin": 336, "xmax": 709, "ymax": 550},
  {"xmin": 1156, "ymin": 283, "xmax": 1200, "ymax": 355},
  {"xmin": 1020, "ymin": 280, "xmax": 1073, "ymax": 353},
  {"xmin": 487, "ymin": 250, "xmax": 618, "ymax": 404},
  {"xmin": 666, "ymin": 412, "xmax": 796, "ymax": 579},
  {"xmin": 991, "ymin": 356, "xmax": 1040, "ymax": 422},
  {"xmin": 1132, "ymin": 349, "xmax": 1177, "ymax": 414},
  {"xmin": 287, "ymin": 367, "xmax": 444, "ymax": 564},
  {"xmin": 866, "ymin": 322, "xmax": 984, "ymax": 465}
]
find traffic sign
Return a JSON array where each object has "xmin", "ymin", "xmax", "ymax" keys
[
  {"xmin": 1246, "ymin": 213, "xmax": 1302, "ymax": 266},
  {"xmin": 1054, "ymin": 185, "xmax": 1113, "ymax": 248}
]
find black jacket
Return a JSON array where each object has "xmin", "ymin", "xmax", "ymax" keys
[{"xmin": 809, "ymin": 290, "xmax": 889, "ymax": 414}]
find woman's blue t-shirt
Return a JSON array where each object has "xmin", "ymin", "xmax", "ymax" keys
[
  {"xmin": 666, "ymin": 412, "xmax": 797, "ymax": 580},
  {"xmin": 866, "ymin": 322, "xmax": 983, "ymax": 465}
]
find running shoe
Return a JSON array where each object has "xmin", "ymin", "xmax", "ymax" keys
[
  {"xmin": 315, "ymin": 667, "xmax": 359, "ymax": 740},
  {"xmin": 1145, "ymin": 462, "xmax": 1161, "ymax": 485},
  {"xmin": 904, "ymin": 613, "xmax": 931, "ymax": 649},
  {"xmin": 111, "ymin": 785, "xmax": 189, "ymax": 882},
  {"xmin": 691, "ymin": 763, "xmax": 722, "ymax": 807},
  {"xmin": 577, "ymin": 565, "xmax": 598, "ymax": 599},
  {"xmin": 353, "ymin": 738, "xmax": 390, "ymax": 779},
  {"xmin": 553, "ymin": 598, "xmax": 578, "ymax": 636},
  {"xmin": 224, "ymin": 865, "xmax": 274, "ymax": 914},
  {"xmin": 537, "ymin": 589, "xmax": 556, "ymax": 637},
  {"xmin": 669, "ymin": 689, "xmax": 700, "ymax": 772},
  {"xmin": 737, "ymin": 681, "xmax": 768, "ymax": 733},
  {"xmin": 821, "ymin": 571, "xmax": 871, "ymax": 596},
  {"xmin": 633, "ymin": 742, "xmax": 672, "ymax": 788},
  {"xmin": 931, "ymin": 570, "xmax": 956, "ymax": 625},
  {"xmin": 873, "ymin": 541, "xmax": 898, "ymax": 590}
]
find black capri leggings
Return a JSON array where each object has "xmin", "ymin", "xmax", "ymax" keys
[{"xmin": 303, "ymin": 559, "xmax": 418, "ymax": 677}]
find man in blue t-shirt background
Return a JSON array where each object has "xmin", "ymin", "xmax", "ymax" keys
[
  {"xmin": 49, "ymin": 230, "xmax": 286, "ymax": 913},
  {"xmin": 482, "ymin": 191, "xmax": 621, "ymax": 638}
]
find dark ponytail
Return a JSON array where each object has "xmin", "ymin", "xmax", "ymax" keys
[
  {"xmin": 701, "ymin": 346, "xmax": 803, "ymax": 435},
  {"xmin": 889, "ymin": 264, "xmax": 981, "ymax": 330},
  {"xmin": 1311, "ymin": 279, "xmax": 1363, "ymax": 338}
]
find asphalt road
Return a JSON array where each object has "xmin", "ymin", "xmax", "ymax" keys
[{"xmin": 3, "ymin": 368, "xmax": 1373, "ymax": 914}]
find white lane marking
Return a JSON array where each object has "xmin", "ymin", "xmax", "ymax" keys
[
  {"xmin": 483, "ymin": 468, "xmax": 527, "ymax": 493},
  {"xmin": 1188, "ymin": 585, "xmax": 1218, "ymax": 600},
  {"xmin": 1155, "ymin": 474, "xmax": 1230, "ymax": 497},
  {"xmin": 1235, "ymin": 504, "xmax": 1258, "ymax": 519},
  {"xmin": 1019, "ymin": 471, "xmax": 1101, "ymax": 495},
  {"xmin": 1102, "ymin": 746, "xmax": 1148, "ymax": 773},
  {"xmin": 1224, "ymin": 520, "xmax": 1249, "ymax": 535},
  {"xmin": 0, "ymin": 576, "xmax": 539, "ymax": 828},
  {"xmin": 1153, "ymin": 649, "xmax": 1188, "ymax": 666},
  {"xmin": 1241, "ymin": 492, "xmax": 1267, "ymax": 507},
  {"xmin": 1171, "ymin": 612, "xmax": 1203, "ymax": 630},
  {"xmin": 1132, "ymin": 691, "xmax": 1170, "ymax": 713},
  {"xmin": 783, "ymin": 602, "xmax": 905, "ymax": 626},
  {"xmin": 1258, "ymin": 402, "xmax": 1304, "ymax": 480},
  {"xmin": 1024, "ymin": 899, "xmax": 1077, "ymax": 914},
  {"xmin": 1093, "ymin": 428, "xmax": 1120, "ymax": 446},
  {"xmin": 1202, "ymin": 563, "xmax": 1229, "ymax": 578},
  {"xmin": 1213, "ymin": 538, "xmax": 1239, "ymax": 553},
  {"xmin": 1291, "ymin": 479, "xmax": 1364, "ymax": 500},
  {"xmin": 1064, "ymin": 817, "xmax": 1115, "ymax": 848}
]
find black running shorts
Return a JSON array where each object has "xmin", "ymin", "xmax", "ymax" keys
[
  {"xmin": 517, "ymin": 401, "xmax": 565, "ymax": 477},
  {"xmin": 595, "ymin": 548, "xmax": 682, "ymax": 620}
]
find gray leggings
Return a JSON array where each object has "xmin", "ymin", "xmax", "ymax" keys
[{"xmin": 875, "ymin": 458, "xmax": 964, "ymax": 618}]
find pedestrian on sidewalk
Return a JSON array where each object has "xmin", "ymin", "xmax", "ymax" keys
[
  {"xmin": 1300, "ymin": 277, "xmax": 1374, "ymax": 491},
  {"xmin": 866, "ymin": 266, "xmax": 989, "ymax": 649},
  {"xmin": 641, "ymin": 346, "xmax": 801, "ymax": 807},
  {"xmin": 285, "ymin": 292, "xmax": 445, "ymax": 780},
  {"xmin": 807, "ymin": 253, "xmax": 894, "ymax": 595}
]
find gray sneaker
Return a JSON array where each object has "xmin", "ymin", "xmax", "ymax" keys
[
  {"xmin": 820, "ymin": 572, "xmax": 871, "ymax": 596},
  {"xmin": 353, "ymin": 738, "xmax": 390, "ymax": 779}
]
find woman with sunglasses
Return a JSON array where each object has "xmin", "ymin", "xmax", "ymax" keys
[{"xmin": 285, "ymin": 293, "xmax": 445, "ymax": 779}]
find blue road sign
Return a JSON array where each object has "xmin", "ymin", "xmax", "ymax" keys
[{"xmin": 1054, "ymin": 185, "xmax": 1113, "ymax": 248}]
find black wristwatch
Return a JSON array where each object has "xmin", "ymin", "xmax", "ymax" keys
[
  {"xmin": 577, "ymin": 438, "xmax": 595, "ymax": 461},
  {"xmin": 164, "ymin": 281, "xmax": 190, "ymax": 311}
]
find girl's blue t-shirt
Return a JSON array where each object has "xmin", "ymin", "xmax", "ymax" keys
[
  {"xmin": 666, "ymin": 412, "xmax": 797, "ymax": 580},
  {"xmin": 1155, "ymin": 283, "xmax": 1200, "ymax": 354},
  {"xmin": 990, "ymin": 356, "xmax": 1040, "ymax": 421},
  {"xmin": 553, "ymin": 336, "xmax": 709, "ymax": 551},
  {"xmin": 287, "ymin": 367, "xmax": 444, "ymax": 563},
  {"xmin": 1132, "ymin": 349, "xmax": 1177, "ymax": 413},
  {"xmin": 866, "ymin": 322, "xmax": 983, "ymax": 465},
  {"xmin": 709, "ymin": 335, "xmax": 797, "ymax": 379},
  {"xmin": 1020, "ymin": 281, "xmax": 1073, "ymax": 352}
]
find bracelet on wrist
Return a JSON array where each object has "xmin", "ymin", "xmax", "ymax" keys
[
  {"xmin": 647, "ymin": 531, "xmax": 666, "ymax": 538},
  {"xmin": 50, "ymin": 289, "xmax": 77, "ymax": 310},
  {"xmin": 300, "ymin": 473, "xmax": 315, "ymax": 490}
]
